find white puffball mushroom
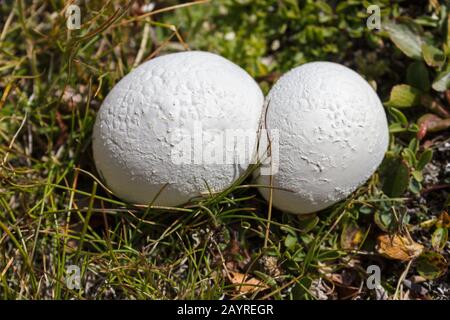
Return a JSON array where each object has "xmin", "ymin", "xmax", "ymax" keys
[
  {"xmin": 93, "ymin": 51, "xmax": 263, "ymax": 206},
  {"xmin": 257, "ymin": 62, "xmax": 389, "ymax": 214}
]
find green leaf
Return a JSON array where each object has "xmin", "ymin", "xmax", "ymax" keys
[
  {"xmin": 253, "ymin": 270, "xmax": 277, "ymax": 287},
  {"xmin": 296, "ymin": 215, "xmax": 319, "ymax": 233},
  {"xmin": 401, "ymin": 148, "xmax": 416, "ymax": 167},
  {"xmin": 416, "ymin": 251, "xmax": 448, "ymax": 280},
  {"xmin": 408, "ymin": 138, "xmax": 419, "ymax": 154},
  {"xmin": 389, "ymin": 122, "xmax": 406, "ymax": 133},
  {"xmin": 388, "ymin": 107, "xmax": 408, "ymax": 126},
  {"xmin": 291, "ymin": 248, "xmax": 305, "ymax": 262},
  {"xmin": 280, "ymin": 225, "xmax": 297, "ymax": 237},
  {"xmin": 379, "ymin": 153, "xmax": 410, "ymax": 197},
  {"xmin": 411, "ymin": 170, "xmax": 423, "ymax": 182},
  {"xmin": 406, "ymin": 61, "xmax": 430, "ymax": 92},
  {"xmin": 314, "ymin": 1, "xmax": 333, "ymax": 15},
  {"xmin": 359, "ymin": 205, "xmax": 372, "ymax": 215},
  {"xmin": 384, "ymin": 21, "xmax": 424, "ymax": 60},
  {"xmin": 431, "ymin": 227, "xmax": 448, "ymax": 251},
  {"xmin": 386, "ymin": 84, "xmax": 422, "ymax": 108},
  {"xmin": 317, "ymin": 249, "xmax": 343, "ymax": 261},
  {"xmin": 417, "ymin": 149, "xmax": 433, "ymax": 170},
  {"xmin": 291, "ymin": 277, "xmax": 313, "ymax": 299},
  {"xmin": 284, "ymin": 234, "xmax": 298, "ymax": 251},
  {"xmin": 432, "ymin": 68, "xmax": 450, "ymax": 92},
  {"xmin": 409, "ymin": 177, "xmax": 422, "ymax": 194},
  {"xmin": 408, "ymin": 123, "xmax": 420, "ymax": 133},
  {"xmin": 374, "ymin": 210, "xmax": 393, "ymax": 232},
  {"xmin": 414, "ymin": 16, "xmax": 439, "ymax": 27},
  {"xmin": 422, "ymin": 44, "xmax": 446, "ymax": 68}
]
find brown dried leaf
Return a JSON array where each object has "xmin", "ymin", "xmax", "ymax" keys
[
  {"xmin": 341, "ymin": 223, "xmax": 364, "ymax": 250},
  {"xmin": 377, "ymin": 234, "xmax": 424, "ymax": 261},
  {"xmin": 228, "ymin": 271, "xmax": 269, "ymax": 294},
  {"xmin": 437, "ymin": 211, "xmax": 450, "ymax": 228}
]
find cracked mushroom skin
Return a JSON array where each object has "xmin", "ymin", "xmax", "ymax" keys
[
  {"xmin": 257, "ymin": 62, "xmax": 389, "ymax": 214},
  {"xmin": 93, "ymin": 51, "xmax": 264, "ymax": 206}
]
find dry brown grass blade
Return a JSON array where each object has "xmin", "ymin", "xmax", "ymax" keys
[{"xmin": 116, "ymin": 0, "xmax": 210, "ymax": 26}]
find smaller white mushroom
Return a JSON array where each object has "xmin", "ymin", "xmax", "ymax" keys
[{"xmin": 256, "ymin": 61, "xmax": 389, "ymax": 214}]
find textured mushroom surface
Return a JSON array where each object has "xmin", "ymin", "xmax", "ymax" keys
[
  {"xmin": 93, "ymin": 51, "xmax": 263, "ymax": 206},
  {"xmin": 257, "ymin": 62, "xmax": 389, "ymax": 214}
]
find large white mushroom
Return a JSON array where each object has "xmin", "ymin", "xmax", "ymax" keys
[
  {"xmin": 93, "ymin": 51, "xmax": 263, "ymax": 206},
  {"xmin": 256, "ymin": 62, "xmax": 389, "ymax": 214}
]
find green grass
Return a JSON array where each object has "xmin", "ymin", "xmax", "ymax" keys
[{"xmin": 0, "ymin": 0, "xmax": 449, "ymax": 300}]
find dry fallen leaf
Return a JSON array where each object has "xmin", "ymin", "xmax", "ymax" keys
[
  {"xmin": 228, "ymin": 271, "xmax": 269, "ymax": 294},
  {"xmin": 377, "ymin": 234, "xmax": 424, "ymax": 261},
  {"xmin": 437, "ymin": 211, "xmax": 450, "ymax": 228},
  {"xmin": 341, "ymin": 223, "xmax": 364, "ymax": 250}
]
